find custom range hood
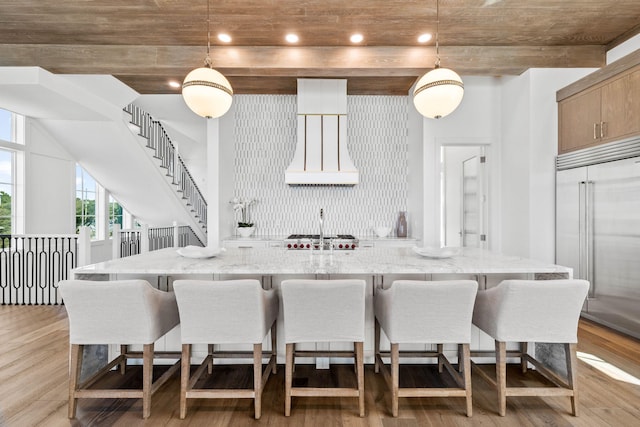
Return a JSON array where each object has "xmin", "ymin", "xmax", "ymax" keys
[{"xmin": 285, "ymin": 79, "xmax": 359, "ymax": 185}]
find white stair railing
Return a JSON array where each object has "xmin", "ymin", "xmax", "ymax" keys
[
  {"xmin": 0, "ymin": 228, "xmax": 92, "ymax": 305},
  {"xmin": 123, "ymin": 104, "xmax": 207, "ymax": 230},
  {"xmin": 112, "ymin": 223, "xmax": 204, "ymax": 259}
]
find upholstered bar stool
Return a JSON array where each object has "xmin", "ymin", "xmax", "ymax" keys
[
  {"xmin": 374, "ymin": 280, "xmax": 478, "ymax": 417},
  {"xmin": 59, "ymin": 279, "xmax": 181, "ymax": 419},
  {"xmin": 172, "ymin": 279, "xmax": 278, "ymax": 419},
  {"xmin": 472, "ymin": 279, "xmax": 590, "ymax": 416},
  {"xmin": 280, "ymin": 279, "xmax": 366, "ymax": 417}
]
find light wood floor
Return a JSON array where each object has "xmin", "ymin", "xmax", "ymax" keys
[{"xmin": 1, "ymin": 305, "xmax": 639, "ymax": 426}]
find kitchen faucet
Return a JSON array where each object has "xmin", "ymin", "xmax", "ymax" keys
[{"xmin": 319, "ymin": 208, "xmax": 324, "ymax": 249}]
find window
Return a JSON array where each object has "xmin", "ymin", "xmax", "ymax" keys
[
  {"xmin": 0, "ymin": 108, "xmax": 25, "ymax": 145},
  {"xmin": 0, "ymin": 150, "xmax": 12, "ymax": 234},
  {"xmin": 76, "ymin": 166, "xmax": 133, "ymax": 239},
  {"xmin": 108, "ymin": 195, "xmax": 124, "ymax": 237},
  {"xmin": 0, "ymin": 109, "xmax": 12, "ymax": 142},
  {"xmin": 75, "ymin": 165, "xmax": 97, "ymax": 237},
  {"xmin": 0, "ymin": 108, "xmax": 25, "ymax": 235}
]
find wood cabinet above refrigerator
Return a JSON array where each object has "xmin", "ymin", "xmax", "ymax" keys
[{"xmin": 557, "ymin": 50, "xmax": 640, "ymax": 154}]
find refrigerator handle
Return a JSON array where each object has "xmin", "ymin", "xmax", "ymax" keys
[
  {"xmin": 586, "ymin": 180, "xmax": 595, "ymax": 297},
  {"xmin": 578, "ymin": 181, "xmax": 586, "ymax": 281}
]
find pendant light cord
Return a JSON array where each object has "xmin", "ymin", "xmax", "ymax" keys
[
  {"xmin": 435, "ymin": 0, "xmax": 441, "ymax": 68},
  {"xmin": 205, "ymin": 0, "xmax": 213, "ymax": 68}
]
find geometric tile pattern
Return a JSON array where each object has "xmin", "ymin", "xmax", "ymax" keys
[{"xmin": 233, "ymin": 94, "xmax": 408, "ymax": 237}]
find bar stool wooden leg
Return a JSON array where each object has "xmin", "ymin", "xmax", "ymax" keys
[
  {"xmin": 374, "ymin": 319, "xmax": 381, "ymax": 374},
  {"xmin": 462, "ymin": 343, "xmax": 472, "ymax": 417},
  {"xmin": 120, "ymin": 345, "xmax": 128, "ymax": 374},
  {"xmin": 437, "ymin": 344, "xmax": 444, "ymax": 373},
  {"xmin": 495, "ymin": 341, "xmax": 507, "ymax": 417},
  {"xmin": 142, "ymin": 343, "xmax": 154, "ymax": 419},
  {"xmin": 521, "ymin": 342, "xmax": 528, "ymax": 373},
  {"xmin": 285, "ymin": 343, "xmax": 294, "ymax": 416},
  {"xmin": 271, "ymin": 323, "xmax": 277, "ymax": 375},
  {"xmin": 391, "ymin": 342, "xmax": 400, "ymax": 417},
  {"xmin": 356, "ymin": 341, "xmax": 365, "ymax": 417},
  {"xmin": 253, "ymin": 344, "xmax": 263, "ymax": 419},
  {"xmin": 68, "ymin": 344, "xmax": 83, "ymax": 419},
  {"xmin": 207, "ymin": 344, "xmax": 214, "ymax": 374},
  {"xmin": 180, "ymin": 344, "xmax": 190, "ymax": 420},
  {"xmin": 566, "ymin": 342, "xmax": 579, "ymax": 416}
]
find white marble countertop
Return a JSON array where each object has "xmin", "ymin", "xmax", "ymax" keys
[
  {"xmin": 222, "ymin": 235, "xmax": 418, "ymax": 242},
  {"xmin": 358, "ymin": 236, "xmax": 418, "ymax": 242},
  {"xmin": 73, "ymin": 246, "xmax": 572, "ymax": 276},
  {"xmin": 222, "ymin": 235, "xmax": 288, "ymax": 241}
]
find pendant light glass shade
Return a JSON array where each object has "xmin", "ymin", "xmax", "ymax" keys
[
  {"xmin": 182, "ymin": 66, "xmax": 233, "ymax": 119},
  {"xmin": 413, "ymin": 67, "xmax": 464, "ymax": 119},
  {"xmin": 181, "ymin": 0, "xmax": 233, "ymax": 119},
  {"xmin": 412, "ymin": 0, "xmax": 464, "ymax": 119}
]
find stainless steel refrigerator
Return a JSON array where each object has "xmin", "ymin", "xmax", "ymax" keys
[{"xmin": 556, "ymin": 143, "xmax": 640, "ymax": 339}]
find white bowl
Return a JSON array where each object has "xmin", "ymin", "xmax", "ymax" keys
[
  {"xmin": 373, "ymin": 226, "xmax": 392, "ymax": 238},
  {"xmin": 412, "ymin": 246, "xmax": 460, "ymax": 259},
  {"xmin": 177, "ymin": 246, "xmax": 225, "ymax": 259}
]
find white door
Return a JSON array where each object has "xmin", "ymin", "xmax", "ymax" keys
[
  {"xmin": 441, "ymin": 146, "xmax": 488, "ymax": 248},
  {"xmin": 461, "ymin": 156, "xmax": 480, "ymax": 247}
]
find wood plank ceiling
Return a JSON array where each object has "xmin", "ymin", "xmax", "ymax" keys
[{"xmin": 0, "ymin": 0, "xmax": 639, "ymax": 95}]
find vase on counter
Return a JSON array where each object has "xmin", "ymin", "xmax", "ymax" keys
[
  {"xmin": 396, "ymin": 211, "xmax": 407, "ymax": 237},
  {"xmin": 237, "ymin": 226, "xmax": 255, "ymax": 238}
]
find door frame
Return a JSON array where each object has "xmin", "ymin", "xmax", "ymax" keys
[{"xmin": 436, "ymin": 138, "xmax": 492, "ymax": 249}]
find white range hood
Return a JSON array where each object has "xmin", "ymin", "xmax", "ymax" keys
[{"xmin": 285, "ymin": 79, "xmax": 359, "ymax": 186}]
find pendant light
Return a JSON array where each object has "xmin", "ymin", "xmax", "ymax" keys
[
  {"xmin": 182, "ymin": 0, "xmax": 233, "ymax": 119},
  {"xmin": 413, "ymin": 0, "xmax": 464, "ymax": 119}
]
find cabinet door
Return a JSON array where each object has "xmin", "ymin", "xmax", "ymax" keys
[
  {"xmin": 601, "ymin": 68, "xmax": 640, "ymax": 142},
  {"xmin": 559, "ymin": 88, "xmax": 601, "ymax": 154}
]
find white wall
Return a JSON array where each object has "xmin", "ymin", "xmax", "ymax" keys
[
  {"xmin": 500, "ymin": 73, "xmax": 531, "ymax": 257},
  {"xmin": 406, "ymin": 90, "xmax": 424, "ymax": 242},
  {"xmin": 419, "ymin": 76, "xmax": 502, "ymax": 248},
  {"xmin": 499, "ymin": 68, "xmax": 597, "ymax": 261},
  {"xmin": 24, "ymin": 119, "xmax": 75, "ymax": 234},
  {"xmin": 607, "ymin": 34, "xmax": 640, "ymax": 64}
]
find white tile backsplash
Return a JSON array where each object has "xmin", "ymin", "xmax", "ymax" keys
[{"xmin": 233, "ymin": 94, "xmax": 409, "ymax": 237}]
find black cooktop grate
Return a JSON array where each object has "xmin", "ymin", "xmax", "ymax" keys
[{"xmin": 286, "ymin": 234, "xmax": 356, "ymax": 240}]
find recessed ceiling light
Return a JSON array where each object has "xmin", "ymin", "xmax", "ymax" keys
[
  {"xmin": 218, "ymin": 33, "xmax": 232, "ymax": 43},
  {"xmin": 168, "ymin": 80, "xmax": 181, "ymax": 88},
  {"xmin": 418, "ymin": 33, "xmax": 432, "ymax": 43},
  {"xmin": 350, "ymin": 33, "xmax": 364, "ymax": 44},
  {"xmin": 285, "ymin": 33, "xmax": 299, "ymax": 43}
]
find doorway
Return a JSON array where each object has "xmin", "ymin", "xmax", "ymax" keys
[{"xmin": 440, "ymin": 145, "xmax": 488, "ymax": 248}]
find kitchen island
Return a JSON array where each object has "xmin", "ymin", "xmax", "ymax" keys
[
  {"xmin": 73, "ymin": 245, "xmax": 570, "ymax": 279},
  {"xmin": 72, "ymin": 246, "xmax": 572, "ymax": 366}
]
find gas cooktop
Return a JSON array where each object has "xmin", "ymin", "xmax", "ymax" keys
[{"xmin": 284, "ymin": 234, "xmax": 358, "ymax": 250}]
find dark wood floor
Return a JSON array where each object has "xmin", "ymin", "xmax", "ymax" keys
[{"xmin": 1, "ymin": 305, "xmax": 639, "ymax": 426}]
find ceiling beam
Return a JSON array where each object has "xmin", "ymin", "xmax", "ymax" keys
[
  {"xmin": 0, "ymin": 44, "xmax": 605, "ymax": 76},
  {"xmin": 0, "ymin": 44, "xmax": 605, "ymax": 94}
]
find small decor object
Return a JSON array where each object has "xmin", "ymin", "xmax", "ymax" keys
[
  {"xmin": 396, "ymin": 211, "xmax": 407, "ymax": 238},
  {"xmin": 231, "ymin": 197, "xmax": 256, "ymax": 237},
  {"xmin": 237, "ymin": 226, "xmax": 255, "ymax": 238},
  {"xmin": 374, "ymin": 226, "xmax": 392, "ymax": 238}
]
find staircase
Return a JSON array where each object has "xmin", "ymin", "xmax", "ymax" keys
[{"xmin": 124, "ymin": 104, "xmax": 207, "ymax": 233}]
